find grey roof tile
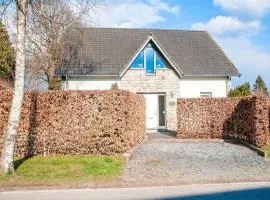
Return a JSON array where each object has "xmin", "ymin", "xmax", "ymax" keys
[{"xmin": 55, "ymin": 28, "xmax": 240, "ymax": 77}]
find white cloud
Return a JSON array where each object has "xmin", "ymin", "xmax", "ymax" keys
[
  {"xmin": 191, "ymin": 16, "xmax": 270, "ymax": 87},
  {"xmin": 217, "ymin": 36, "xmax": 270, "ymax": 71},
  {"xmin": 93, "ymin": 0, "xmax": 180, "ymax": 28},
  {"xmin": 148, "ymin": 0, "xmax": 180, "ymax": 14},
  {"xmin": 214, "ymin": 0, "xmax": 270, "ymax": 17},
  {"xmin": 191, "ymin": 16, "xmax": 261, "ymax": 36},
  {"xmin": 217, "ymin": 36, "xmax": 270, "ymax": 87}
]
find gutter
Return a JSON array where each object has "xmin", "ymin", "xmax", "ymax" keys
[{"xmin": 183, "ymin": 73, "xmax": 241, "ymax": 77}]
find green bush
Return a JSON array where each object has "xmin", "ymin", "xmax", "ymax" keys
[
  {"xmin": 253, "ymin": 75, "xmax": 269, "ymax": 96},
  {"xmin": 0, "ymin": 20, "xmax": 15, "ymax": 84},
  {"xmin": 228, "ymin": 82, "xmax": 252, "ymax": 97},
  {"xmin": 111, "ymin": 82, "xmax": 119, "ymax": 89}
]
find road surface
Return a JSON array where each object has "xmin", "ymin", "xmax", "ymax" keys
[{"xmin": 1, "ymin": 182, "xmax": 270, "ymax": 200}]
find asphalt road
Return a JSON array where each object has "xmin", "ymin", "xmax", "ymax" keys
[{"xmin": 1, "ymin": 182, "xmax": 270, "ymax": 200}]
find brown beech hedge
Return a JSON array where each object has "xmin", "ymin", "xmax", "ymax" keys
[
  {"xmin": 0, "ymin": 89, "xmax": 146, "ymax": 157},
  {"xmin": 177, "ymin": 95, "xmax": 270, "ymax": 148},
  {"xmin": 267, "ymin": 97, "xmax": 270, "ymax": 130}
]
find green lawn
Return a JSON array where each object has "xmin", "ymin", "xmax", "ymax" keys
[
  {"xmin": 264, "ymin": 144, "xmax": 270, "ymax": 160},
  {"xmin": 0, "ymin": 155, "xmax": 124, "ymax": 186}
]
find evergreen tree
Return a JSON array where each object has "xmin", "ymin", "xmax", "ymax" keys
[
  {"xmin": 228, "ymin": 82, "xmax": 252, "ymax": 97},
  {"xmin": 0, "ymin": 20, "xmax": 15, "ymax": 84},
  {"xmin": 253, "ymin": 75, "xmax": 268, "ymax": 95}
]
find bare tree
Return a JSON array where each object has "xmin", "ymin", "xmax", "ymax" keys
[
  {"xmin": 26, "ymin": 1, "xmax": 82, "ymax": 89},
  {"xmin": 0, "ymin": 0, "xmax": 99, "ymax": 174}
]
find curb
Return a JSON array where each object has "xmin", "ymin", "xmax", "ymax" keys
[{"xmin": 225, "ymin": 139, "xmax": 266, "ymax": 157}]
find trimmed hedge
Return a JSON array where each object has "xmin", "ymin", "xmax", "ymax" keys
[
  {"xmin": 0, "ymin": 90, "xmax": 146, "ymax": 157},
  {"xmin": 267, "ymin": 97, "xmax": 270, "ymax": 130},
  {"xmin": 177, "ymin": 95, "xmax": 270, "ymax": 148}
]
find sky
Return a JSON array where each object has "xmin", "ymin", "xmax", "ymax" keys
[{"xmin": 92, "ymin": 0, "xmax": 270, "ymax": 89}]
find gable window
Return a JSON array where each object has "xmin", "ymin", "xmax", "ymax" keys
[
  {"xmin": 156, "ymin": 51, "xmax": 166, "ymax": 69},
  {"xmin": 200, "ymin": 92, "xmax": 212, "ymax": 98},
  {"xmin": 130, "ymin": 43, "xmax": 167, "ymax": 74},
  {"xmin": 146, "ymin": 46, "xmax": 155, "ymax": 75},
  {"xmin": 130, "ymin": 51, "xmax": 144, "ymax": 69}
]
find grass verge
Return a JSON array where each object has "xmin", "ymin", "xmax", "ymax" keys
[
  {"xmin": 0, "ymin": 155, "xmax": 124, "ymax": 187},
  {"xmin": 263, "ymin": 144, "xmax": 270, "ymax": 160}
]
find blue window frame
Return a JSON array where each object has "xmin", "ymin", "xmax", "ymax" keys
[
  {"xmin": 130, "ymin": 43, "xmax": 167, "ymax": 74},
  {"xmin": 146, "ymin": 47, "xmax": 155, "ymax": 75},
  {"xmin": 130, "ymin": 51, "xmax": 144, "ymax": 69},
  {"xmin": 155, "ymin": 52, "xmax": 166, "ymax": 69}
]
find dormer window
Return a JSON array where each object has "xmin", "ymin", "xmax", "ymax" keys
[{"xmin": 130, "ymin": 43, "xmax": 167, "ymax": 75}]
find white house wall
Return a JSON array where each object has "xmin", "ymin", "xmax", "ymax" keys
[
  {"xmin": 62, "ymin": 74, "xmax": 231, "ymax": 131},
  {"xmin": 62, "ymin": 77, "xmax": 119, "ymax": 90},
  {"xmin": 179, "ymin": 76, "xmax": 231, "ymax": 98}
]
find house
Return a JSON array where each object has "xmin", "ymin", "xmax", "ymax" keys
[{"xmin": 55, "ymin": 28, "xmax": 240, "ymax": 131}]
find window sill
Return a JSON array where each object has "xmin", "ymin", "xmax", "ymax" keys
[
  {"xmin": 156, "ymin": 68, "xmax": 168, "ymax": 70},
  {"xmin": 130, "ymin": 68, "xmax": 145, "ymax": 70}
]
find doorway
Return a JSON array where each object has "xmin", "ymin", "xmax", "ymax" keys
[{"xmin": 144, "ymin": 93, "xmax": 166, "ymax": 130}]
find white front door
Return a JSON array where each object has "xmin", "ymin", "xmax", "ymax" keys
[{"xmin": 144, "ymin": 94, "xmax": 158, "ymax": 129}]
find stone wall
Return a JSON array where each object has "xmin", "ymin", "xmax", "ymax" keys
[
  {"xmin": 121, "ymin": 68, "xmax": 180, "ymax": 130},
  {"xmin": 177, "ymin": 95, "xmax": 269, "ymax": 147},
  {"xmin": 0, "ymin": 89, "xmax": 146, "ymax": 157}
]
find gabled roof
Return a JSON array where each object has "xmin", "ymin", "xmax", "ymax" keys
[
  {"xmin": 55, "ymin": 27, "xmax": 240, "ymax": 77},
  {"xmin": 120, "ymin": 34, "xmax": 183, "ymax": 77}
]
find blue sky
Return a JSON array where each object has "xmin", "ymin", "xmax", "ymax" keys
[{"xmin": 95, "ymin": 0, "xmax": 270, "ymax": 89}]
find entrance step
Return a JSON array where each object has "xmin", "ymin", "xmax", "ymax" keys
[{"xmin": 147, "ymin": 131, "xmax": 177, "ymax": 140}]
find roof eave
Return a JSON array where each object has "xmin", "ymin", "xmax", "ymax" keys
[
  {"xmin": 55, "ymin": 74, "xmax": 120, "ymax": 78},
  {"xmin": 183, "ymin": 73, "xmax": 241, "ymax": 77}
]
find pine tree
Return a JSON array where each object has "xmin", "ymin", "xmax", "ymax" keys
[
  {"xmin": 228, "ymin": 82, "xmax": 252, "ymax": 97},
  {"xmin": 0, "ymin": 20, "xmax": 15, "ymax": 84},
  {"xmin": 253, "ymin": 75, "xmax": 269, "ymax": 95}
]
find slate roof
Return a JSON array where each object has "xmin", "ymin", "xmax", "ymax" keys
[{"xmin": 55, "ymin": 27, "xmax": 240, "ymax": 77}]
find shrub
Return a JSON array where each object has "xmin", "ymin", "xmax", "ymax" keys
[
  {"xmin": 111, "ymin": 82, "xmax": 119, "ymax": 89},
  {"xmin": 253, "ymin": 75, "xmax": 269, "ymax": 96},
  {"xmin": 228, "ymin": 82, "xmax": 252, "ymax": 97}
]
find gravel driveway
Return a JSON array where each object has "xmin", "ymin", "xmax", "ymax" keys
[{"xmin": 120, "ymin": 132, "xmax": 270, "ymax": 187}]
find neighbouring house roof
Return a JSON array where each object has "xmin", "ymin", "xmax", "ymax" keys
[{"xmin": 55, "ymin": 27, "xmax": 240, "ymax": 77}]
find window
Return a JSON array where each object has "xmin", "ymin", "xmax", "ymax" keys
[
  {"xmin": 200, "ymin": 92, "xmax": 212, "ymax": 98},
  {"xmin": 130, "ymin": 43, "xmax": 167, "ymax": 74},
  {"xmin": 155, "ymin": 51, "xmax": 166, "ymax": 69},
  {"xmin": 130, "ymin": 51, "xmax": 144, "ymax": 69},
  {"xmin": 146, "ymin": 46, "xmax": 155, "ymax": 75}
]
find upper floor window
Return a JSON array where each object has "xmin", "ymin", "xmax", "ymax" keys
[
  {"xmin": 130, "ymin": 51, "xmax": 144, "ymax": 69},
  {"xmin": 146, "ymin": 46, "xmax": 155, "ymax": 75},
  {"xmin": 156, "ymin": 51, "xmax": 166, "ymax": 69},
  {"xmin": 130, "ymin": 43, "xmax": 167, "ymax": 74}
]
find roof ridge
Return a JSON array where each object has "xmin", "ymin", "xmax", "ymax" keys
[{"xmin": 77, "ymin": 27, "xmax": 207, "ymax": 33}]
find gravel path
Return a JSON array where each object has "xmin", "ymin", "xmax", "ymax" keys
[{"xmin": 120, "ymin": 133, "xmax": 270, "ymax": 187}]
